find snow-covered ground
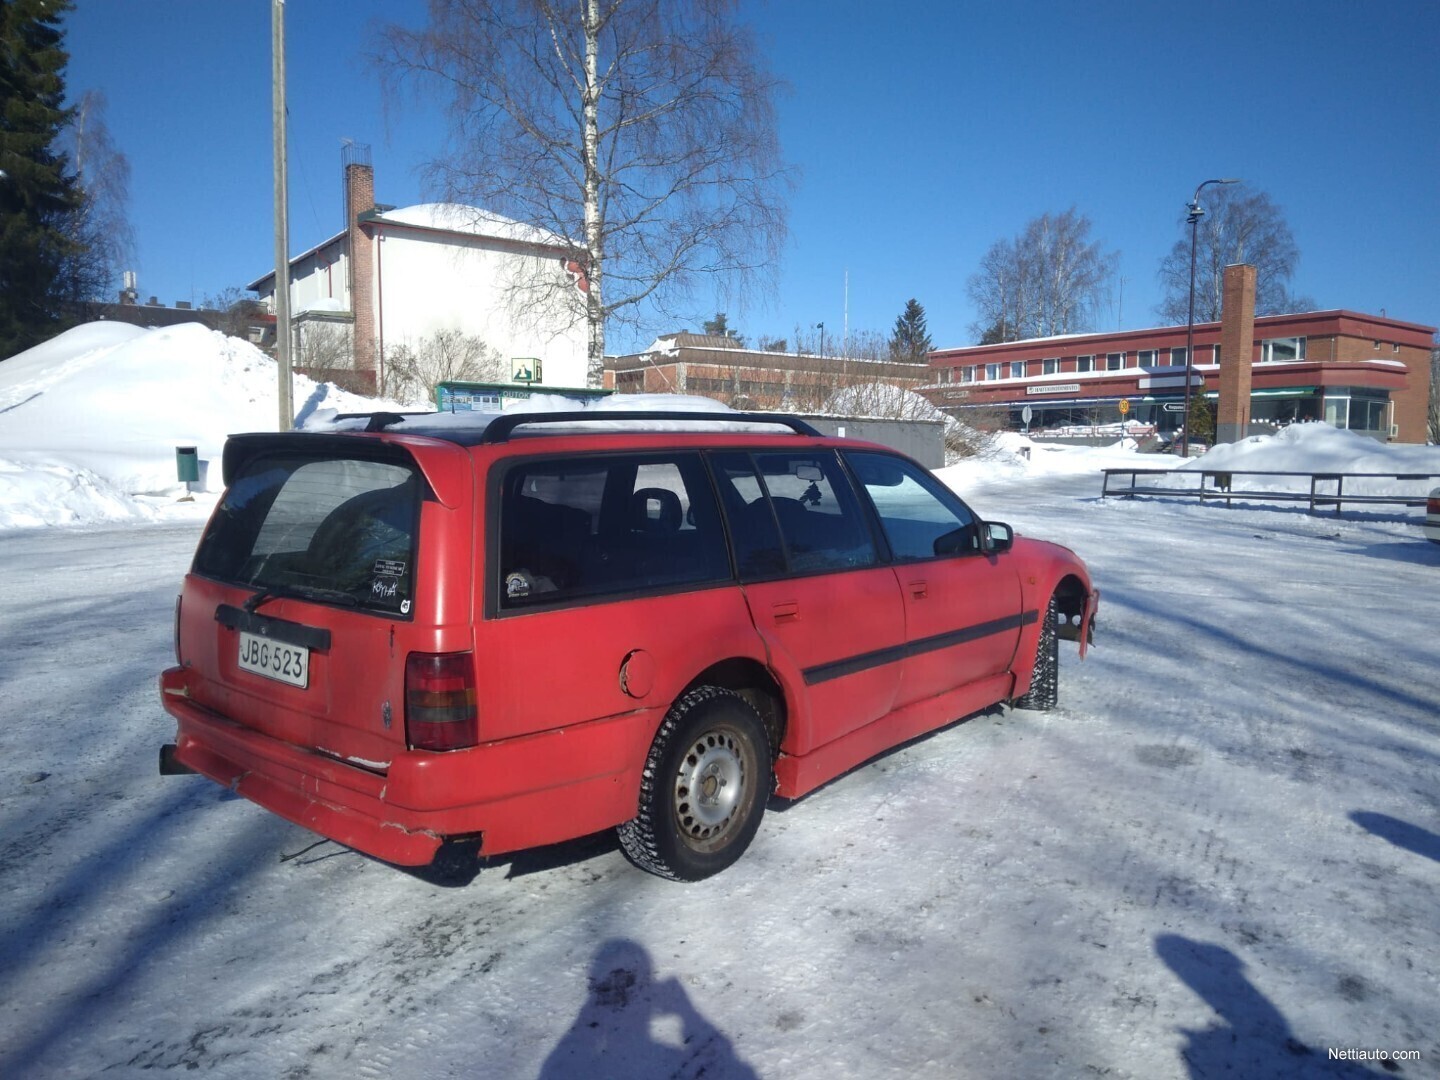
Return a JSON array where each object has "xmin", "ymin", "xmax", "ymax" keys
[{"xmin": 2, "ymin": 325, "xmax": 1439, "ymax": 1078}]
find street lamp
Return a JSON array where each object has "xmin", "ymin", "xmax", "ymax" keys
[
  {"xmin": 815, "ymin": 321, "xmax": 825, "ymax": 359},
  {"xmin": 1181, "ymin": 178, "xmax": 1241, "ymax": 457}
]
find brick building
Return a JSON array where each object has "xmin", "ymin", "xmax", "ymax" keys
[
  {"xmin": 923, "ymin": 308, "xmax": 1435, "ymax": 443},
  {"xmin": 605, "ymin": 333, "xmax": 931, "ymax": 411}
]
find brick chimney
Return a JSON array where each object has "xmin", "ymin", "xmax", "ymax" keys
[
  {"xmin": 1215, "ymin": 263, "xmax": 1257, "ymax": 444},
  {"xmin": 346, "ymin": 161, "xmax": 378, "ymax": 388}
]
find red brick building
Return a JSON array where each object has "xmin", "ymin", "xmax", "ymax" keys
[{"xmin": 923, "ymin": 310, "xmax": 1435, "ymax": 443}]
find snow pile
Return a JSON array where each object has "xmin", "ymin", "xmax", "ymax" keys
[
  {"xmin": 823, "ymin": 382, "xmax": 944, "ymax": 421},
  {"xmin": 1177, "ymin": 423, "xmax": 1440, "ymax": 498},
  {"xmin": 0, "ymin": 322, "xmax": 395, "ymax": 529},
  {"xmin": 1180, "ymin": 421, "xmax": 1439, "ymax": 474},
  {"xmin": 938, "ymin": 430, "xmax": 1173, "ymax": 494}
]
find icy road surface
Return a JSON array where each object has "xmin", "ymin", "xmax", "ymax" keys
[{"xmin": 1, "ymin": 475, "xmax": 1437, "ymax": 1079}]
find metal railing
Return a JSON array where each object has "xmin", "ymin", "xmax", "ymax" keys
[{"xmin": 1100, "ymin": 468, "xmax": 1440, "ymax": 516}]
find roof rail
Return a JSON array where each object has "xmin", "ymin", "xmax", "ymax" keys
[{"xmin": 477, "ymin": 410, "xmax": 822, "ymax": 444}]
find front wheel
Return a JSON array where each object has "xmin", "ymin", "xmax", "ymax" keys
[
  {"xmin": 618, "ymin": 686, "xmax": 772, "ymax": 881},
  {"xmin": 1014, "ymin": 594, "xmax": 1059, "ymax": 710}
]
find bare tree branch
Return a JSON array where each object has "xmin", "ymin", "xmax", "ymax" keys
[
  {"xmin": 1155, "ymin": 184, "xmax": 1310, "ymax": 323},
  {"xmin": 966, "ymin": 208, "xmax": 1117, "ymax": 343},
  {"xmin": 376, "ymin": 0, "xmax": 790, "ymax": 385}
]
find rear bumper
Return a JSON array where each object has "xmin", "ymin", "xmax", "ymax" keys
[{"xmin": 159, "ymin": 668, "xmax": 654, "ymax": 866}]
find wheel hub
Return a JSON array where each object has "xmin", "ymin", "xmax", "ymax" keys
[{"xmin": 675, "ymin": 731, "xmax": 746, "ymax": 839}]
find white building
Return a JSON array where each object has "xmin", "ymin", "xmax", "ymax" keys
[{"xmin": 248, "ymin": 160, "xmax": 589, "ymax": 392}]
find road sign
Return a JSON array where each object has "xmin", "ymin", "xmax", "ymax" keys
[
  {"xmin": 1118, "ymin": 399, "xmax": 1130, "ymax": 416},
  {"xmin": 1162, "ymin": 402, "xmax": 1186, "ymax": 413},
  {"xmin": 1021, "ymin": 405, "xmax": 1033, "ymax": 424}
]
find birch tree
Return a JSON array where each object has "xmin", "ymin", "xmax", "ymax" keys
[
  {"xmin": 1156, "ymin": 184, "xmax": 1310, "ymax": 323},
  {"xmin": 58, "ymin": 90, "xmax": 134, "ymax": 303},
  {"xmin": 966, "ymin": 208, "xmax": 1117, "ymax": 343},
  {"xmin": 378, "ymin": 0, "xmax": 788, "ymax": 386}
]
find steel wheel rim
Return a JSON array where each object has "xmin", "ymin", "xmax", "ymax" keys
[{"xmin": 673, "ymin": 727, "xmax": 749, "ymax": 844}]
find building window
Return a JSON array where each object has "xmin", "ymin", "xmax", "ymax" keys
[
  {"xmin": 961, "ymin": 366, "xmax": 976, "ymax": 384},
  {"xmin": 1138, "ymin": 349, "xmax": 1157, "ymax": 366},
  {"xmin": 1042, "ymin": 357, "xmax": 1059, "ymax": 375},
  {"xmin": 1392, "ymin": 342, "xmax": 1400, "ymax": 353},
  {"xmin": 1213, "ymin": 345, "xmax": 1222, "ymax": 366},
  {"xmin": 985, "ymin": 363, "xmax": 1000, "ymax": 381},
  {"xmin": 1170, "ymin": 347, "xmax": 1188, "ymax": 366},
  {"xmin": 1010, "ymin": 361, "xmax": 1025, "ymax": 379},
  {"xmin": 1076, "ymin": 355, "xmax": 1093, "ymax": 373},
  {"xmin": 1260, "ymin": 336, "xmax": 1306, "ymax": 363},
  {"xmin": 1106, "ymin": 352, "xmax": 1123, "ymax": 371}
]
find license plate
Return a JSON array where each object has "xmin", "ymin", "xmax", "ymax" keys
[{"xmin": 237, "ymin": 631, "xmax": 310, "ymax": 689}]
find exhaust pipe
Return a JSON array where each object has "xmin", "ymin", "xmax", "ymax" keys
[{"xmin": 159, "ymin": 743, "xmax": 195, "ymax": 775}]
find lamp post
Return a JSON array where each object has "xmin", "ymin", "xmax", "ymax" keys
[
  {"xmin": 1181, "ymin": 178, "xmax": 1240, "ymax": 457},
  {"xmin": 815, "ymin": 321, "xmax": 825, "ymax": 359}
]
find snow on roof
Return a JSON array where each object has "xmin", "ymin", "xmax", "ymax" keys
[{"xmin": 375, "ymin": 204, "xmax": 574, "ymax": 249}]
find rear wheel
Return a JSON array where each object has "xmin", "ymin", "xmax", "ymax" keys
[
  {"xmin": 618, "ymin": 686, "xmax": 771, "ymax": 881},
  {"xmin": 1014, "ymin": 594, "xmax": 1059, "ymax": 710}
]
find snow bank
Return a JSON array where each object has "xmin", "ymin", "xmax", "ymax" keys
[
  {"xmin": 938, "ymin": 431, "xmax": 1172, "ymax": 494},
  {"xmin": 1176, "ymin": 423, "xmax": 1440, "ymax": 497},
  {"xmin": 0, "ymin": 322, "xmax": 395, "ymax": 529},
  {"xmin": 1180, "ymin": 421, "xmax": 1439, "ymax": 474}
]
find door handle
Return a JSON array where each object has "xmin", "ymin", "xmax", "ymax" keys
[
  {"xmin": 772, "ymin": 601, "xmax": 799, "ymax": 624},
  {"xmin": 907, "ymin": 579, "xmax": 928, "ymax": 600}
]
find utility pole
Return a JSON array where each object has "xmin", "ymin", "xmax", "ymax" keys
[{"xmin": 272, "ymin": 0, "xmax": 294, "ymax": 430}]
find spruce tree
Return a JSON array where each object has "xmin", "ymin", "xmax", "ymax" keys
[
  {"xmin": 889, "ymin": 298, "xmax": 933, "ymax": 361},
  {"xmin": 0, "ymin": 0, "xmax": 81, "ymax": 359}
]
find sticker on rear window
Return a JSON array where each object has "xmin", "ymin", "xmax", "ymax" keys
[
  {"xmin": 371, "ymin": 578, "xmax": 401, "ymax": 602},
  {"xmin": 373, "ymin": 559, "xmax": 407, "ymax": 578}
]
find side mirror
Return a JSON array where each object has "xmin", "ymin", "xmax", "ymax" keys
[{"xmin": 983, "ymin": 521, "xmax": 1014, "ymax": 553}]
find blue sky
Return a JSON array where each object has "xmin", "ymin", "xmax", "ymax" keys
[{"xmin": 64, "ymin": 0, "xmax": 1438, "ymax": 354}]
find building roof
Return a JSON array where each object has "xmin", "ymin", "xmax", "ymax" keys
[
  {"xmin": 248, "ymin": 203, "xmax": 578, "ymax": 293},
  {"xmin": 373, "ymin": 204, "xmax": 573, "ymax": 248},
  {"xmin": 930, "ymin": 310, "xmax": 1436, "ymax": 359}
]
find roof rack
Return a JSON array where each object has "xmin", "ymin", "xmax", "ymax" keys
[{"xmin": 476, "ymin": 410, "xmax": 822, "ymax": 444}]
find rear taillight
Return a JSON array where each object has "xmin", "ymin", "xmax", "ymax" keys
[
  {"xmin": 1428, "ymin": 495, "xmax": 1440, "ymax": 515},
  {"xmin": 173, "ymin": 595, "xmax": 183, "ymax": 665},
  {"xmin": 405, "ymin": 652, "xmax": 478, "ymax": 751}
]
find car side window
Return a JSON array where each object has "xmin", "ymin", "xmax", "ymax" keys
[
  {"xmin": 711, "ymin": 450, "xmax": 877, "ymax": 578},
  {"xmin": 497, "ymin": 453, "xmax": 729, "ymax": 608},
  {"xmin": 845, "ymin": 450, "xmax": 980, "ymax": 561}
]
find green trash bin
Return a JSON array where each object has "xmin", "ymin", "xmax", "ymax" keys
[{"xmin": 176, "ymin": 446, "xmax": 199, "ymax": 484}]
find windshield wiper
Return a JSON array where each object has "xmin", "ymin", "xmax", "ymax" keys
[{"xmin": 244, "ymin": 583, "xmax": 359, "ymax": 612}]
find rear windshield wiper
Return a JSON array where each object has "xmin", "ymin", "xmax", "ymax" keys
[{"xmin": 244, "ymin": 583, "xmax": 360, "ymax": 612}]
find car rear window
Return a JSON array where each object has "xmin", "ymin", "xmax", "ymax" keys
[{"xmin": 193, "ymin": 454, "xmax": 422, "ymax": 616}]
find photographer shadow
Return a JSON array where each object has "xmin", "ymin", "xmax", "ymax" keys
[
  {"xmin": 1156, "ymin": 934, "xmax": 1382, "ymax": 1078},
  {"xmin": 539, "ymin": 938, "xmax": 759, "ymax": 1080}
]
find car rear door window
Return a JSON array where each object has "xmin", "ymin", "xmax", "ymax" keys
[
  {"xmin": 497, "ymin": 453, "xmax": 729, "ymax": 608},
  {"xmin": 193, "ymin": 454, "xmax": 421, "ymax": 615}
]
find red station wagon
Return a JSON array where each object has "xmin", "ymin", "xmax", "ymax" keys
[{"xmin": 159, "ymin": 410, "xmax": 1098, "ymax": 881}]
